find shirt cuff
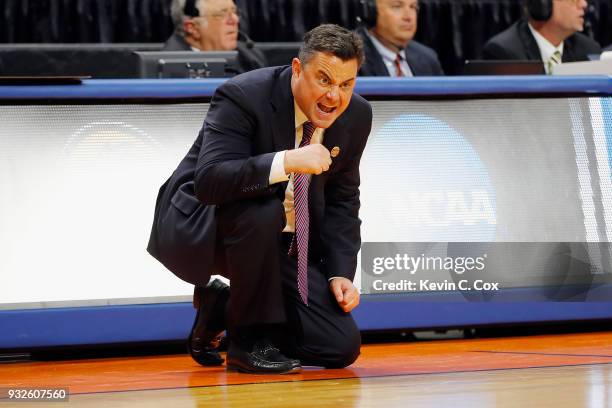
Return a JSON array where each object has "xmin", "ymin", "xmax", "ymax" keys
[
  {"xmin": 269, "ymin": 151, "xmax": 290, "ymax": 184},
  {"xmin": 328, "ymin": 276, "xmax": 343, "ymax": 282}
]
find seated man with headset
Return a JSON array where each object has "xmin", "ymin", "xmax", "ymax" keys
[
  {"xmin": 164, "ymin": 0, "xmax": 267, "ymax": 74},
  {"xmin": 355, "ymin": 0, "xmax": 444, "ymax": 76},
  {"xmin": 482, "ymin": 0, "xmax": 601, "ymax": 74}
]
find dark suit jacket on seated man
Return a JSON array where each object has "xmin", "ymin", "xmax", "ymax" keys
[
  {"xmin": 357, "ymin": 0, "xmax": 443, "ymax": 76},
  {"xmin": 482, "ymin": 0, "xmax": 601, "ymax": 74},
  {"xmin": 165, "ymin": 0, "xmax": 267, "ymax": 74},
  {"xmin": 147, "ymin": 24, "xmax": 372, "ymax": 374}
]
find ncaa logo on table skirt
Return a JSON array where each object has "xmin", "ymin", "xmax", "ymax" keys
[{"xmin": 360, "ymin": 114, "xmax": 497, "ymax": 242}]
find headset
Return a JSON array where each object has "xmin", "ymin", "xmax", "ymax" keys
[
  {"xmin": 358, "ymin": 0, "xmax": 554, "ymax": 25},
  {"xmin": 526, "ymin": 0, "xmax": 595, "ymax": 28},
  {"xmin": 184, "ymin": 0, "xmax": 200, "ymax": 17},
  {"xmin": 360, "ymin": 0, "xmax": 551, "ymax": 25},
  {"xmin": 525, "ymin": 0, "xmax": 553, "ymax": 21},
  {"xmin": 182, "ymin": 0, "xmax": 253, "ymax": 48},
  {"xmin": 357, "ymin": 0, "xmax": 377, "ymax": 28}
]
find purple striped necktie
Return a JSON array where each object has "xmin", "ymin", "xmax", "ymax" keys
[{"xmin": 288, "ymin": 121, "xmax": 316, "ymax": 305}]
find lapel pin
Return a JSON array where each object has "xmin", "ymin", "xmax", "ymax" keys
[{"xmin": 330, "ymin": 146, "xmax": 340, "ymax": 158}]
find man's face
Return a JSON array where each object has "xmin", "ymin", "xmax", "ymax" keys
[
  {"xmin": 550, "ymin": 0, "xmax": 587, "ymax": 35},
  {"xmin": 188, "ymin": 0, "xmax": 239, "ymax": 50},
  {"xmin": 291, "ymin": 52, "xmax": 359, "ymax": 129},
  {"xmin": 374, "ymin": 0, "xmax": 419, "ymax": 48}
]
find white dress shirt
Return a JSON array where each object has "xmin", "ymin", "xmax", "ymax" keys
[
  {"xmin": 365, "ymin": 30, "xmax": 413, "ymax": 77},
  {"xmin": 528, "ymin": 23, "xmax": 564, "ymax": 74}
]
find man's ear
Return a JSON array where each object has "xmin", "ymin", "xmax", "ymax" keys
[
  {"xmin": 291, "ymin": 58, "xmax": 302, "ymax": 77},
  {"xmin": 184, "ymin": 19, "xmax": 199, "ymax": 39}
]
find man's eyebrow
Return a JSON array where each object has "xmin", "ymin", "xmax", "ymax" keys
[
  {"xmin": 317, "ymin": 70, "xmax": 332, "ymax": 79},
  {"xmin": 317, "ymin": 70, "xmax": 356, "ymax": 85},
  {"xmin": 337, "ymin": 76, "xmax": 356, "ymax": 86}
]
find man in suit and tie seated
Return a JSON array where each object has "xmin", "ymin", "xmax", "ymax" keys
[
  {"xmin": 356, "ymin": 0, "xmax": 443, "ymax": 76},
  {"xmin": 164, "ymin": 0, "xmax": 267, "ymax": 74},
  {"xmin": 482, "ymin": 0, "xmax": 601, "ymax": 74},
  {"xmin": 148, "ymin": 24, "xmax": 372, "ymax": 373}
]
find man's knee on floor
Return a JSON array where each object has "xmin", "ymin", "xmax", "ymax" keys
[
  {"xmin": 322, "ymin": 328, "xmax": 361, "ymax": 368},
  {"xmin": 298, "ymin": 324, "xmax": 361, "ymax": 368}
]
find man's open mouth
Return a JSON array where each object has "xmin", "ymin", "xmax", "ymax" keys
[{"xmin": 317, "ymin": 103, "xmax": 336, "ymax": 114}]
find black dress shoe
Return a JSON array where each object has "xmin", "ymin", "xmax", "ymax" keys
[
  {"xmin": 227, "ymin": 339, "xmax": 302, "ymax": 374},
  {"xmin": 188, "ymin": 278, "xmax": 230, "ymax": 366}
]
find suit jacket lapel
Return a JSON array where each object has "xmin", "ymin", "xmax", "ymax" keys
[
  {"xmin": 309, "ymin": 110, "xmax": 349, "ymax": 223},
  {"xmin": 518, "ymin": 20, "xmax": 543, "ymax": 61},
  {"xmin": 357, "ymin": 26, "xmax": 389, "ymax": 76},
  {"xmin": 404, "ymin": 45, "xmax": 422, "ymax": 76},
  {"xmin": 270, "ymin": 66, "xmax": 296, "ymax": 153},
  {"xmin": 562, "ymin": 36, "xmax": 577, "ymax": 62},
  {"xmin": 322, "ymin": 113, "xmax": 349, "ymax": 176},
  {"xmin": 322, "ymin": 116, "xmax": 346, "ymax": 155}
]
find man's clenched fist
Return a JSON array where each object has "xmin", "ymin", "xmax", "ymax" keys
[{"xmin": 284, "ymin": 144, "xmax": 332, "ymax": 175}]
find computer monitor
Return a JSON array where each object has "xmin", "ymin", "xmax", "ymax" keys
[
  {"xmin": 134, "ymin": 51, "xmax": 239, "ymax": 79},
  {"xmin": 0, "ymin": 44, "xmax": 162, "ymax": 78},
  {"xmin": 462, "ymin": 60, "xmax": 545, "ymax": 75}
]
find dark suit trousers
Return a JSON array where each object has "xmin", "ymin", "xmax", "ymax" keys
[{"xmin": 216, "ymin": 195, "xmax": 361, "ymax": 368}]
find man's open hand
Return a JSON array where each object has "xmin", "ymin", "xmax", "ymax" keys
[{"xmin": 330, "ymin": 277, "xmax": 360, "ymax": 313}]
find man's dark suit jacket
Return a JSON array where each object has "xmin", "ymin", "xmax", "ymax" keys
[
  {"xmin": 147, "ymin": 66, "xmax": 373, "ymax": 287},
  {"xmin": 482, "ymin": 19, "xmax": 601, "ymax": 62},
  {"xmin": 162, "ymin": 32, "xmax": 267, "ymax": 74},
  {"xmin": 356, "ymin": 26, "xmax": 444, "ymax": 76}
]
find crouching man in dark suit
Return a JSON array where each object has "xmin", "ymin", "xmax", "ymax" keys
[{"xmin": 147, "ymin": 24, "xmax": 372, "ymax": 374}]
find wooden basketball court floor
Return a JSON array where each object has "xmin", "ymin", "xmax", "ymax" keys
[{"xmin": 1, "ymin": 331, "xmax": 612, "ymax": 407}]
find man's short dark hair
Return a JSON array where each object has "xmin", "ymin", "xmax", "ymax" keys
[{"xmin": 299, "ymin": 24, "xmax": 365, "ymax": 67}]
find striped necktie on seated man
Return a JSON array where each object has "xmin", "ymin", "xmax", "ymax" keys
[{"xmin": 547, "ymin": 50, "xmax": 562, "ymax": 75}]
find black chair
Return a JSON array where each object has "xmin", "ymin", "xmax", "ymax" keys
[{"xmin": 253, "ymin": 42, "xmax": 302, "ymax": 67}]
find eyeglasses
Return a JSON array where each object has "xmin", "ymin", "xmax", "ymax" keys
[
  {"xmin": 386, "ymin": 1, "xmax": 420, "ymax": 13},
  {"xmin": 205, "ymin": 7, "xmax": 239, "ymax": 20}
]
